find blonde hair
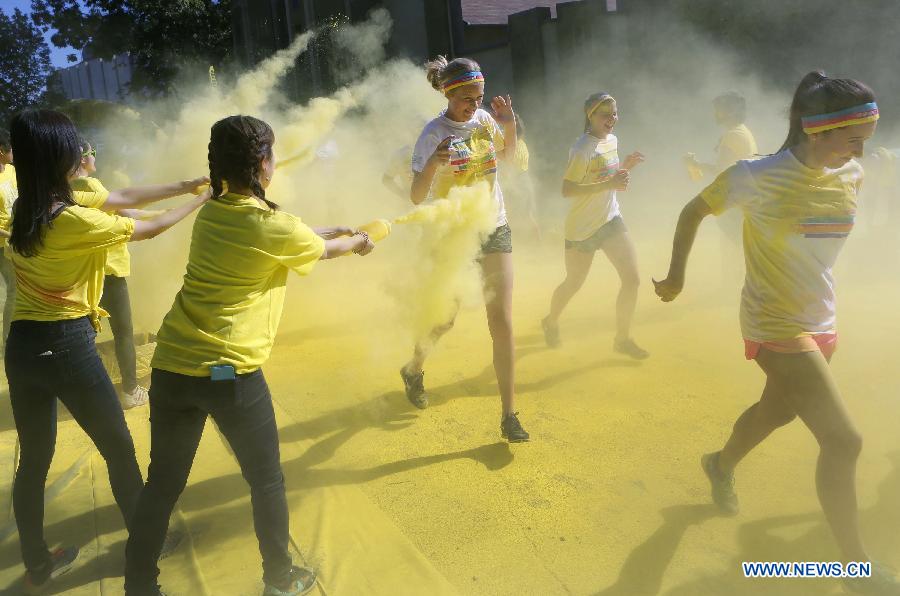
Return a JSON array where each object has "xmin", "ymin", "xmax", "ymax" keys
[
  {"xmin": 425, "ymin": 55, "xmax": 482, "ymax": 93},
  {"xmin": 583, "ymin": 92, "xmax": 616, "ymax": 132}
]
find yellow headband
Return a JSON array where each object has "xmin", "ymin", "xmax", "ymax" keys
[{"xmin": 586, "ymin": 95, "xmax": 615, "ymax": 119}]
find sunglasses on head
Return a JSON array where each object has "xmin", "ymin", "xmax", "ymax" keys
[{"xmin": 82, "ymin": 148, "xmax": 96, "ymax": 157}]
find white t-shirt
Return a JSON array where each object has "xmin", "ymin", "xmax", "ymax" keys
[
  {"xmin": 700, "ymin": 150, "xmax": 863, "ymax": 341},
  {"xmin": 562, "ymin": 133, "xmax": 620, "ymax": 241},
  {"xmin": 411, "ymin": 108, "xmax": 508, "ymax": 228}
]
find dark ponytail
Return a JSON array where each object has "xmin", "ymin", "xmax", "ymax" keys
[
  {"xmin": 208, "ymin": 115, "xmax": 278, "ymax": 210},
  {"xmin": 9, "ymin": 109, "xmax": 81, "ymax": 257},
  {"xmin": 779, "ymin": 70, "xmax": 875, "ymax": 152}
]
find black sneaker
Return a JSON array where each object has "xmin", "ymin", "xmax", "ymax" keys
[
  {"xmin": 701, "ymin": 452, "xmax": 739, "ymax": 516},
  {"xmin": 541, "ymin": 317, "xmax": 560, "ymax": 348},
  {"xmin": 501, "ymin": 412, "xmax": 530, "ymax": 443},
  {"xmin": 844, "ymin": 561, "xmax": 900, "ymax": 595},
  {"xmin": 23, "ymin": 545, "xmax": 79, "ymax": 595},
  {"xmin": 400, "ymin": 367, "xmax": 428, "ymax": 409},
  {"xmin": 614, "ymin": 337, "xmax": 649, "ymax": 360},
  {"xmin": 263, "ymin": 565, "xmax": 317, "ymax": 596}
]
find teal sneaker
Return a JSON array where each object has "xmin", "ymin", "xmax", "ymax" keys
[{"xmin": 262, "ymin": 566, "xmax": 317, "ymax": 596}]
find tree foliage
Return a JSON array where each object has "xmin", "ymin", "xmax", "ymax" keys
[
  {"xmin": 31, "ymin": 0, "xmax": 233, "ymax": 96},
  {"xmin": 0, "ymin": 8, "xmax": 54, "ymax": 128}
]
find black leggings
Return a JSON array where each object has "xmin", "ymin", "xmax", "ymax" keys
[
  {"xmin": 5, "ymin": 317, "xmax": 144, "ymax": 572},
  {"xmin": 98, "ymin": 274, "xmax": 138, "ymax": 391}
]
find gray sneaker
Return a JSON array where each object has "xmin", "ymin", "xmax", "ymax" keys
[
  {"xmin": 701, "ymin": 451, "xmax": 739, "ymax": 515},
  {"xmin": 263, "ymin": 566, "xmax": 317, "ymax": 596},
  {"xmin": 844, "ymin": 562, "xmax": 900, "ymax": 595},
  {"xmin": 501, "ymin": 412, "xmax": 530, "ymax": 443},
  {"xmin": 400, "ymin": 367, "xmax": 428, "ymax": 409}
]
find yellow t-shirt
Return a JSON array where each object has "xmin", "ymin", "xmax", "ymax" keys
[
  {"xmin": 563, "ymin": 133, "xmax": 620, "ymax": 241},
  {"xmin": 0, "ymin": 164, "xmax": 18, "ymax": 248},
  {"xmin": 700, "ymin": 150, "xmax": 862, "ymax": 341},
  {"xmin": 10, "ymin": 205, "xmax": 135, "ymax": 330},
  {"xmin": 152, "ymin": 192, "xmax": 326, "ymax": 376},
  {"xmin": 70, "ymin": 176, "xmax": 131, "ymax": 277},
  {"xmin": 716, "ymin": 124, "xmax": 758, "ymax": 170}
]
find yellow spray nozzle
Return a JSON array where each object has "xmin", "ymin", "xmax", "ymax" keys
[{"xmin": 357, "ymin": 219, "xmax": 392, "ymax": 242}]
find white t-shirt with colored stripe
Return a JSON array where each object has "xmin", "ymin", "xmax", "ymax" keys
[
  {"xmin": 562, "ymin": 133, "xmax": 621, "ymax": 241},
  {"xmin": 700, "ymin": 149, "xmax": 863, "ymax": 342},
  {"xmin": 411, "ymin": 109, "xmax": 507, "ymax": 228}
]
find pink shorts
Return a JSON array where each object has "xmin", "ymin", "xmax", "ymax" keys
[{"xmin": 744, "ymin": 333, "xmax": 838, "ymax": 361}]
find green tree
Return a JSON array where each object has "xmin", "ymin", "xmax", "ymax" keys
[
  {"xmin": 31, "ymin": 0, "xmax": 233, "ymax": 96},
  {"xmin": 0, "ymin": 8, "xmax": 53, "ymax": 127}
]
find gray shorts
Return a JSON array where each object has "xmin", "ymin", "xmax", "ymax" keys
[
  {"xmin": 481, "ymin": 223, "xmax": 513, "ymax": 254},
  {"xmin": 565, "ymin": 216, "xmax": 626, "ymax": 252}
]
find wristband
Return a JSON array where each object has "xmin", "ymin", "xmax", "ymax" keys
[{"xmin": 353, "ymin": 230, "xmax": 370, "ymax": 254}]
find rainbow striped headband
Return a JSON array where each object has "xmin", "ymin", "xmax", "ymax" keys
[
  {"xmin": 586, "ymin": 94, "xmax": 615, "ymax": 119},
  {"xmin": 801, "ymin": 102, "xmax": 879, "ymax": 134},
  {"xmin": 443, "ymin": 71, "xmax": 484, "ymax": 93}
]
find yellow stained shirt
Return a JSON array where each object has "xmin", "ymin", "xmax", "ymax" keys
[
  {"xmin": 152, "ymin": 192, "xmax": 326, "ymax": 377},
  {"xmin": 0, "ymin": 164, "xmax": 18, "ymax": 247},
  {"xmin": 70, "ymin": 176, "xmax": 131, "ymax": 277},
  {"xmin": 701, "ymin": 150, "xmax": 862, "ymax": 341},
  {"xmin": 563, "ymin": 133, "xmax": 620, "ymax": 241},
  {"xmin": 10, "ymin": 205, "xmax": 135, "ymax": 330},
  {"xmin": 716, "ymin": 124, "xmax": 758, "ymax": 170}
]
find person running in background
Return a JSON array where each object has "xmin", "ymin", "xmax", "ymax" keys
[
  {"xmin": 498, "ymin": 112, "xmax": 542, "ymax": 243},
  {"xmin": 400, "ymin": 55, "xmax": 529, "ymax": 442},
  {"xmin": 124, "ymin": 115, "xmax": 375, "ymax": 596},
  {"xmin": 0, "ymin": 129, "xmax": 17, "ymax": 354},
  {"xmin": 654, "ymin": 72, "xmax": 899, "ymax": 594},
  {"xmin": 542, "ymin": 92, "xmax": 647, "ymax": 359},
  {"xmin": 72, "ymin": 138, "xmax": 202, "ymax": 409},
  {"xmin": 382, "ymin": 144, "xmax": 413, "ymax": 199},
  {"xmin": 6, "ymin": 109, "xmax": 206, "ymax": 595},
  {"xmin": 684, "ymin": 92, "xmax": 759, "ymax": 284}
]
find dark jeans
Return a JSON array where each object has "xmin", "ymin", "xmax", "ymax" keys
[
  {"xmin": 0, "ymin": 248, "xmax": 16, "ymax": 347},
  {"xmin": 5, "ymin": 317, "xmax": 144, "ymax": 572},
  {"xmin": 124, "ymin": 368, "xmax": 292, "ymax": 595},
  {"xmin": 98, "ymin": 274, "xmax": 138, "ymax": 392}
]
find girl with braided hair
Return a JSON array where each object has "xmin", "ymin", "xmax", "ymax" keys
[
  {"xmin": 124, "ymin": 115, "xmax": 374, "ymax": 596},
  {"xmin": 654, "ymin": 72, "xmax": 899, "ymax": 593},
  {"xmin": 401, "ymin": 55, "xmax": 529, "ymax": 443}
]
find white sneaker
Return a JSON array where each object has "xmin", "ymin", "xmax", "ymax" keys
[{"xmin": 121, "ymin": 385, "xmax": 149, "ymax": 409}]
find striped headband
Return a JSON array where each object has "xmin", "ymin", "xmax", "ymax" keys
[
  {"xmin": 586, "ymin": 94, "xmax": 615, "ymax": 119},
  {"xmin": 801, "ymin": 102, "xmax": 879, "ymax": 134},
  {"xmin": 443, "ymin": 71, "xmax": 484, "ymax": 93}
]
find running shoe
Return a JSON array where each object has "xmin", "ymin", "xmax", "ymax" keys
[
  {"xmin": 400, "ymin": 367, "xmax": 427, "ymax": 409},
  {"xmin": 501, "ymin": 412, "xmax": 530, "ymax": 443},
  {"xmin": 844, "ymin": 561, "xmax": 900, "ymax": 594},
  {"xmin": 122, "ymin": 385, "xmax": 150, "ymax": 409},
  {"xmin": 23, "ymin": 545, "xmax": 79, "ymax": 595},
  {"xmin": 541, "ymin": 317, "xmax": 560, "ymax": 348},
  {"xmin": 701, "ymin": 451, "xmax": 739, "ymax": 516},
  {"xmin": 613, "ymin": 338, "xmax": 649, "ymax": 360},
  {"xmin": 262, "ymin": 566, "xmax": 317, "ymax": 596}
]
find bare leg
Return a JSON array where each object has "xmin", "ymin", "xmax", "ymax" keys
[
  {"xmin": 600, "ymin": 230, "xmax": 641, "ymax": 342},
  {"xmin": 480, "ymin": 252, "xmax": 515, "ymax": 416},
  {"xmin": 747, "ymin": 349, "xmax": 867, "ymax": 561},
  {"xmin": 546, "ymin": 248, "xmax": 595, "ymax": 325},
  {"xmin": 403, "ymin": 306, "xmax": 458, "ymax": 375}
]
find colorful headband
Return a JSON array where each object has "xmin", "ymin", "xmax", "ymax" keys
[
  {"xmin": 443, "ymin": 71, "xmax": 484, "ymax": 93},
  {"xmin": 801, "ymin": 102, "xmax": 879, "ymax": 134},
  {"xmin": 586, "ymin": 94, "xmax": 615, "ymax": 119}
]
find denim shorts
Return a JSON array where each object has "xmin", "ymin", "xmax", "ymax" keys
[
  {"xmin": 565, "ymin": 216, "xmax": 626, "ymax": 252},
  {"xmin": 481, "ymin": 223, "xmax": 513, "ymax": 254}
]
